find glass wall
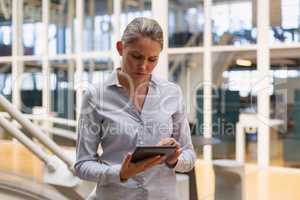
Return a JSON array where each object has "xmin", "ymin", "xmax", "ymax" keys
[
  {"xmin": 50, "ymin": 59, "xmax": 76, "ymax": 120},
  {"xmin": 210, "ymin": 51, "xmax": 258, "ymax": 160},
  {"xmin": 23, "ymin": 0, "xmax": 42, "ymax": 55},
  {"xmin": 212, "ymin": 0, "xmax": 256, "ymax": 45},
  {"xmin": 0, "ymin": 1, "xmax": 12, "ymax": 56},
  {"xmin": 169, "ymin": 53, "xmax": 203, "ymax": 156},
  {"xmin": 21, "ymin": 61, "xmax": 42, "ymax": 114},
  {"xmin": 84, "ymin": 0, "xmax": 113, "ymax": 52},
  {"xmin": 121, "ymin": 0, "xmax": 152, "ymax": 32},
  {"xmin": 49, "ymin": 0, "xmax": 76, "ymax": 55},
  {"xmin": 168, "ymin": 0, "xmax": 204, "ymax": 47},
  {"xmin": 270, "ymin": 49, "xmax": 300, "ymax": 168},
  {"xmin": 82, "ymin": 57, "xmax": 113, "ymax": 85},
  {"xmin": 0, "ymin": 63, "xmax": 12, "ymax": 101},
  {"xmin": 270, "ymin": 0, "xmax": 300, "ymax": 43}
]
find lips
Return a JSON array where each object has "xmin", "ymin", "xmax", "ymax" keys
[{"xmin": 134, "ymin": 72, "xmax": 147, "ymax": 75}]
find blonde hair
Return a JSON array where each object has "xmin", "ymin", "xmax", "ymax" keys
[{"xmin": 121, "ymin": 17, "xmax": 164, "ymax": 49}]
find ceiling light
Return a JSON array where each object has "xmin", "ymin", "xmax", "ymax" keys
[{"xmin": 236, "ymin": 59, "xmax": 252, "ymax": 67}]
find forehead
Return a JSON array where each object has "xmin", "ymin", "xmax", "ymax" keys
[{"xmin": 125, "ymin": 37, "xmax": 161, "ymax": 56}]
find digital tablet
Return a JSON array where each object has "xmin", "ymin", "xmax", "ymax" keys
[{"xmin": 131, "ymin": 145, "xmax": 176, "ymax": 163}]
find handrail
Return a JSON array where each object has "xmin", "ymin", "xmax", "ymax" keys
[
  {"xmin": 0, "ymin": 95, "xmax": 74, "ymax": 171},
  {"xmin": 0, "ymin": 112, "xmax": 77, "ymax": 140},
  {"xmin": 26, "ymin": 114, "xmax": 77, "ymax": 127},
  {"xmin": 0, "ymin": 115, "xmax": 56, "ymax": 172},
  {"xmin": 0, "ymin": 112, "xmax": 77, "ymax": 127}
]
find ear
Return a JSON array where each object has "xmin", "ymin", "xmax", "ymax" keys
[{"xmin": 116, "ymin": 41, "xmax": 123, "ymax": 56}]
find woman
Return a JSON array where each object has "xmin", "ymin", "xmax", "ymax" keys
[{"xmin": 75, "ymin": 17, "xmax": 196, "ymax": 200}]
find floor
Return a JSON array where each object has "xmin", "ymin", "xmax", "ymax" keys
[
  {"xmin": 0, "ymin": 140, "xmax": 300, "ymax": 200},
  {"xmin": 195, "ymin": 160, "xmax": 300, "ymax": 200},
  {"xmin": 0, "ymin": 140, "xmax": 43, "ymax": 181}
]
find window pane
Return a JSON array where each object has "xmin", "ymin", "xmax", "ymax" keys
[
  {"xmin": 23, "ymin": 0, "xmax": 42, "ymax": 55},
  {"xmin": 270, "ymin": 49, "xmax": 300, "ymax": 169},
  {"xmin": 0, "ymin": 63, "xmax": 12, "ymax": 102},
  {"xmin": 212, "ymin": 51, "xmax": 257, "ymax": 161},
  {"xmin": 212, "ymin": 0, "xmax": 256, "ymax": 45},
  {"xmin": 0, "ymin": 1, "xmax": 12, "ymax": 56},
  {"xmin": 168, "ymin": 0, "xmax": 204, "ymax": 47},
  {"xmin": 21, "ymin": 61, "xmax": 42, "ymax": 114},
  {"xmin": 84, "ymin": 0, "xmax": 113, "ymax": 52},
  {"xmin": 121, "ymin": 0, "xmax": 152, "ymax": 33},
  {"xmin": 49, "ymin": 0, "xmax": 76, "ymax": 55},
  {"xmin": 50, "ymin": 59, "xmax": 76, "ymax": 120},
  {"xmin": 82, "ymin": 57, "xmax": 113, "ymax": 86},
  {"xmin": 169, "ymin": 53, "xmax": 203, "ymax": 157},
  {"xmin": 270, "ymin": 0, "xmax": 300, "ymax": 44}
]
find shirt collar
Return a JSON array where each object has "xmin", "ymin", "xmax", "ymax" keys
[
  {"xmin": 105, "ymin": 69, "xmax": 123, "ymax": 87},
  {"xmin": 106, "ymin": 68, "xmax": 158, "ymax": 88}
]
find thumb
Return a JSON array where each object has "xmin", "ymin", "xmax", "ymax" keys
[{"xmin": 123, "ymin": 153, "xmax": 132, "ymax": 167}]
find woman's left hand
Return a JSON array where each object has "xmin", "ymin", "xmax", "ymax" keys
[{"xmin": 157, "ymin": 137, "xmax": 182, "ymax": 167}]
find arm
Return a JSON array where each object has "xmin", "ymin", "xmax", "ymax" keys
[
  {"xmin": 74, "ymin": 89, "xmax": 122, "ymax": 185},
  {"xmin": 171, "ymin": 94, "xmax": 196, "ymax": 173},
  {"xmin": 74, "ymin": 89, "xmax": 165, "ymax": 184}
]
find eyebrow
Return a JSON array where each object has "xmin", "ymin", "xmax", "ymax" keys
[{"xmin": 131, "ymin": 51, "xmax": 158, "ymax": 58}]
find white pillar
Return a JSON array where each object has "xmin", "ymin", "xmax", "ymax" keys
[
  {"xmin": 203, "ymin": 0, "xmax": 213, "ymax": 161},
  {"xmin": 42, "ymin": 0, "xmax": 51, "ymax": 136},
  {"xmin": 112, "ymin": 0, "xmax": 121, "ymax": 68},
  {"xmin": 76, "ymin": 0, "xmax": 84, "ymax": 120},
  {"xmin": 257, "ymin": 0, "xmax": 270, "ymax": 168},
  {"xmin": 236, "ymin": 123, "xmax": 245, "ymax": 163},
  {"xmin": 152, "ymin": 0, "xmax": 168, "ymax": 80},
  {"xmin": 12, "ymin": 0, "xmax": 23, "ymax": 109},
  {"xmin": 42, "ymin": 0, "xmax": 50, "ymax": 113}
]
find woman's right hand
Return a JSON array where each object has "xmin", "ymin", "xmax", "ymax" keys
[{"xmin": 119, "ymin": 153, "xmax": 166, "ymax": 181}]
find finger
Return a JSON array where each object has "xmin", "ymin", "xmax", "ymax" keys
[
  {"xmin": 144, "ymin": 156, "xmax": 166, "ymax": 169},
  {"xmin": 141, "ymin": 155, "xmax": 165, "ymax": 169},
  {"xmin": 138, "ymin": 155, "xmax": 160, "ymax": 168},
  {"xmin": 166, "ymin": 148, "xmax": 182, "ymax": 163},
  {"xmin": 159, "ymin": 138, "xmax": 176, "ymax": 146},
  {"xmin": 168, "ymin": 138, "xmax": 176, "ymax": 144},
  {"xmin": 173, "ymin": 141, "xmax": 181, "ymax": 148},
  {"xmin": 177, "ymin": 148, "xmax": 183, "ymax": 154},
  {"xmin": 123, "ymin": 153, "xmax": 132, "ymax": 167},
  {"xmin": 157, "ymin": 138, "xmax": 170, "ymax": 146}
]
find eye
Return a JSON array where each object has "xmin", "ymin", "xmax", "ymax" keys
[
  {"xmin": 131, "ymin": 54, "xmax": 143, "ymax": 60},
  {"xmin": 149, "ymin": 58, "xmax": 157, "ymax": 63}
]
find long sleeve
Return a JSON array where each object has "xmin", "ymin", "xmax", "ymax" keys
[
  {"xmin": 172, "ymin": 92, "xmax": 196, "ymax": 172},
  {"xmin": 74, "ymin": 89, "xmax": 122, "ymax": 185}
]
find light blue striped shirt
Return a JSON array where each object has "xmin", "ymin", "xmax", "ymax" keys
[{"xmin": 74, "ymin": 69, "xmax": 196, "ymax": 200}]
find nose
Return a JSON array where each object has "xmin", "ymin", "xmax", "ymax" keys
[{"xmin": 138, "ymin": 59, "xmax": 149, "ymax": 70}]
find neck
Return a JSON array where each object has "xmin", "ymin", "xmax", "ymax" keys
[{"xmin": 117, "ymin": 69, "xmax": 150, "ymax": 92}]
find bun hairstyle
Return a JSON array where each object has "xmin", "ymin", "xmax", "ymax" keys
[{"xmin": 121, "ymin": 17, "xmax": 164, "ymax": 49}]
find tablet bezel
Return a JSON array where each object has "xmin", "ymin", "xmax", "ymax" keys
[{"xmin": 131, "ymin": 145, "xmax": 176, "ymax": 163}]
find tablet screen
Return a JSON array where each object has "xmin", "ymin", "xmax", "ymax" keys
[{"xmin": 131, "ymin": 146, "xmax": 176, "ymax": 163}]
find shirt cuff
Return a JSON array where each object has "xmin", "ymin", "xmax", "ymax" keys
[
  {"xmin": 165, "ymin": 160, "xmax": 178, "ymax": 169},
  {"xmin": 173, "ymin": 157, "xmax": 183, "ymax": 171},
  {"xmin": 107, "ymin": 164, "xmax": 122, "ymax": 183}
]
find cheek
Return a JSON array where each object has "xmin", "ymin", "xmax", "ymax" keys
[
  {"xmin": 124, "ymin": 56, "xmax": 137, "ymax": 68},
  {"xmin": 146, "ymin": 63, "xmax": 157, "ymax": 72}
]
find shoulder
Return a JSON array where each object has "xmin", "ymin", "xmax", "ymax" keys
[
  {"xmin": 81, "ymin": 82, "xmax": 103, "ymax": 106},
  {"xmin": 153, "ymin": 75, "xmax": 183, "ymax": 96}
]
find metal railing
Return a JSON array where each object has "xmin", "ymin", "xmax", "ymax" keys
[
  {"xmin": 0, "ymin": 94, "xmax": 91, "ymax": 199},
  {"xmin": 0, "ymin": 95, "xmax": 74, "ymax": 170},
  {"xmin": 0, "ymin": 112, "xmax": 77, "ymax": 141}
]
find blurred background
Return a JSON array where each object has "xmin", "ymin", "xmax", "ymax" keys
[{"xmin": 0, "ymin": 0, "xmax": 300, "ymax": 199}]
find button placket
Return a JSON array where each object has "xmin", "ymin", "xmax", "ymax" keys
[{"xmin": 136, "ymin": 126, "xmax": 144, "ymax": 145}]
